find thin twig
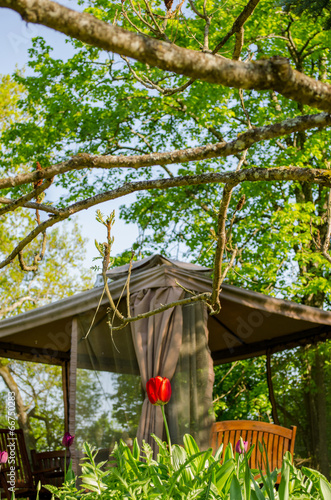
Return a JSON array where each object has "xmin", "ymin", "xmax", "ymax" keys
[
  {"xmin": 82, "ymin": 286, "xmax": 106, "ymax": 340},
  {"xmin": 211, "ymin": 183, "xmax": 234, "ymax": 313},
  {"xmin": 0, "ymin": 296, "xmax": 37, "ymax": 317}
]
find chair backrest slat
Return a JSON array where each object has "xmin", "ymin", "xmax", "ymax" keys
[{"xmin": 210, "ymin": 420, "xmax": 297, "ymax": 482}]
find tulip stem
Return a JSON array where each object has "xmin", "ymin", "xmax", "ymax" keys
[{"xmin": 161, "ymin": 405, "xmax": 172, "ymax": 465}]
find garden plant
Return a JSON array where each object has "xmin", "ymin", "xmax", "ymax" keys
[{"xmin": 42, "ymin": 377, "xmax": 331, "ymax": 499}]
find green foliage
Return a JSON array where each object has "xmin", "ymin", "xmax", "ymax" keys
[
  {"xmin": 280, "ymin": 0, "xmax": 331, "ymax": 30},
  {"xmin": 213, "ymin": 359, "xmax": 272, "ymax": 422},
  {"xmin": 43, "ymin": 438, "xmax": 331, "ymax": 499},
  {"xmin": 2, "ymin": 0, "xmax": 331, "ymax": 480},
  {"xmin": 0, "ymin": 75, "xmax": 94, "ymax": 317},
  {"xmin": 3, "ymin": 0, "xmax": 331, "ymax": 308},
  {"xmin": 213, "ymin": 342, "xmax": 331, "ymax": 477},
  {"xmin": 0, "ymin": 216, "xmax": 94, "ymax": 318}
]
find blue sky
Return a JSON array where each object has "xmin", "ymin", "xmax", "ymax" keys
[{"xmin": 0, "ymin": 2, "xmax": 139, "ymax": 270}]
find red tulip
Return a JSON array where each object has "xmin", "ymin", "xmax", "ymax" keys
[
  {"xmin": 0, "ymin": 451, "xmax": 8, "ymax": 464},
  {"xmin": 235, "ymin": 439, "xmax": 248, "ymax": 454},
  {"xmin": 146, "ymin": 376, "xmax": 171, "ymax": 406},
  {"xmin": 62, "ymin": 432, "xmax": 75, "ymax": 448}
]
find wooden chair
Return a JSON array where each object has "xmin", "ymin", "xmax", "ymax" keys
[
  {"xmin": 31, "ymin": 448, "xmax": 111, "ymax": 486},
  {"xmin": 31, "ymin": 450, "xmax": 66, "ymax": 488},
  {"xmin": 0, "ymin": 429, "xmax": 40, "ymax": 499},
  {"xmin": 210, "ymin": 420, "xmax": 297, "ymax": 482}
]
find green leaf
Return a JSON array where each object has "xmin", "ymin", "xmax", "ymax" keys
[
  {"xmin": 278, "ymin": 451, "xmax": 291, "ymax": 500},
  {"xmin": 229, "ymin": 475, "xmax": 243, "ymax": 500}
]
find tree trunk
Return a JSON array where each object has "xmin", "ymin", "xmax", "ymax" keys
[
  {"xmin": 312, "ymin": 348, "xmax": 330, "ymax": 479},
  {"xmin": 294, "ymin": 179, "xmax": 330, "ymax": 478},
  {"xmin": 0, "ymin": 363, "xmax": 36, "ymax": 452}
]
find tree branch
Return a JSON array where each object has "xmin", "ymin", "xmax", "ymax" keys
[
  {"xmin": 18, "ymin": 231, "xmax": 47, "ymax": 272},
  {"xmin": 2, "ymin": 165, "xmax": 331, "ymax": 270},
  {"xmin": 109, "ymin": 292, "xmax": 212, "ymax": 330},
  {"xmin": 212, "ymin": 0, "xmax": 261, "ymax": 54},
  {"xmin": 232, "ymin": 27, "xmax": 245, "ymax": 61},
  {"xmin": 1, "ymin": 0, "xmax": 331, "ymax": 110},
  {"xmin": 210, "ymin": 185, "xmax": 235, "ymax": 313},
  {"xmin": 322, "ymin": 188, "xmax": 331, "ymax": 264},
  {"xmin": 2, "ymin": 112, "xmax": 331, "ymax": 191},
  {"xmin": 0, "ymin": 197, "xmax": 60, "ymax": 215},
  {"xmin": 0, "ymin": 178, "xmax": 54, "ymax": 217},
  {"xmin": 0, "ymin": 296, "xmax": 37, "ymax": 317}
]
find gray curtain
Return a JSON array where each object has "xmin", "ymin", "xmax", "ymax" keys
[
  {"xmin": 167, "ymin": 299, "xmax": 215, "ymax": 450},
  {"xmin": 130, "ymin": 287, "xmax": 185, "ymax": 453},
  {"xmin": 131, "ymin": 288, "xmax": 215, "ymax": 453}
]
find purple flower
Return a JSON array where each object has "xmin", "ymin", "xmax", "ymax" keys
[
  {"xmin": 235, "ymin": 439, "xmax": 248, "ymax": 454},
  {"xmin": 0, "ymin": 451, "xmax": 8, "ymax": 464},
  {"xmin": 62, "ymin": 432, "xmax": 74, "ymax": 448}
]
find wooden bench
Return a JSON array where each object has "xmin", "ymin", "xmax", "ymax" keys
[{"xmin": 210, "ymin": 420, "xmax": 297, "ymax": 482}]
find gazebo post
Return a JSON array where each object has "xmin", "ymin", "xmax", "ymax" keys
[
  {"xmin": 67, "ymin": 317, "xmax": 78, "ymax": 472},
  {"xmin": 62, "ymin": 360, "xmax": 70, "ymax": 434}
]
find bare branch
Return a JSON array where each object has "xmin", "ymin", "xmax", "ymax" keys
[
  {"xmin": 0, "ymin": 197, "xmax": 60, "ymax": 215},
  {"xmin": 239, "ymin": 89, "xmax": 252, "ymax": 128},
  {"xmin": 121, "ymin": 55, "xmax": 164, "ymax": 92},
  {"xmin": 109, "ymin": 292, "xmax": 212, "ymax": 330},
  {"xmin": 188, "ymin": 0, "xmax": 206, "ymax": 19},
  {"xmin": 220, "ymin": 246, "xmax": 238, "ymax": 281},
  {"xmin": 126, "ymin": 252, "xmax": 134, "ymax": 318},
  {"xmin": 210, "ymin": 151, "xmax": 247, "ymax": 311},
  {"xmin": 0, "ymin": 296, "xmax": 37, "ymax": 317},
  {"xmin": 322, "ymin": 189, "xmax": 331, "ymax": 264},
  {"xmin": 163, "ymin": 78, "xmax": 195, "ymax": 96},
  {"xmin": 98, "ymin": 213, "xmax": 125, "ymax": 322},
  {"xmin": 0, "ymin": 178, "xmax": 53, "ymax": 217},
  {"xmin": 213, "ymin": 0, "xmax": 261, "ymax": 54},
  {"xmin": 211, "ymin": 184, "xmax": 235, "ymax": 313},
  {"xmin": 2, "ymin": 112, "xmax": 331, "ymax": 192},
  {"xmin": 232, "ymin": 27, "xmax": 245, "ymax": 61},
  {"xmin": 18, "ymin": 231, "xmax": 47, "ymax": 272},
  {"xmin": 2, "ymin": 164, "xmax": 331, "ymax": 270},
  {"xmin": 2, "ymin": 0, "xmax": 331, "ymax": 111}
]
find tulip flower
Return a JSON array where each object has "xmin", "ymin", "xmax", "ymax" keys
[
  {"xmin": 0, "ymin": 451, "xmax": 8, "ymax": 464},
  {"xmin": 62, "ymin": 432, "xmax": 75, "ymax": 448},
  {"xmin": 146, "ymin": 376, "xmax": 172, "ymax": 463},
  {"xmin": 235, "ymin": 439, "xmax": 248, "ymax": 454},
  {"xmin": 146, "ymin": 376, "xmax": 171, "ymax": 406}
]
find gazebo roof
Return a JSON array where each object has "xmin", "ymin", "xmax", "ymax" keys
[{"xmin": 0, "ymin": 254, "xmax": 330, "ymax": 366}]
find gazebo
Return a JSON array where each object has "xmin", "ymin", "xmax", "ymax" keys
[{"xmin": 0, "ymin": 254, "xmax": 330, "ymax": 461}]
